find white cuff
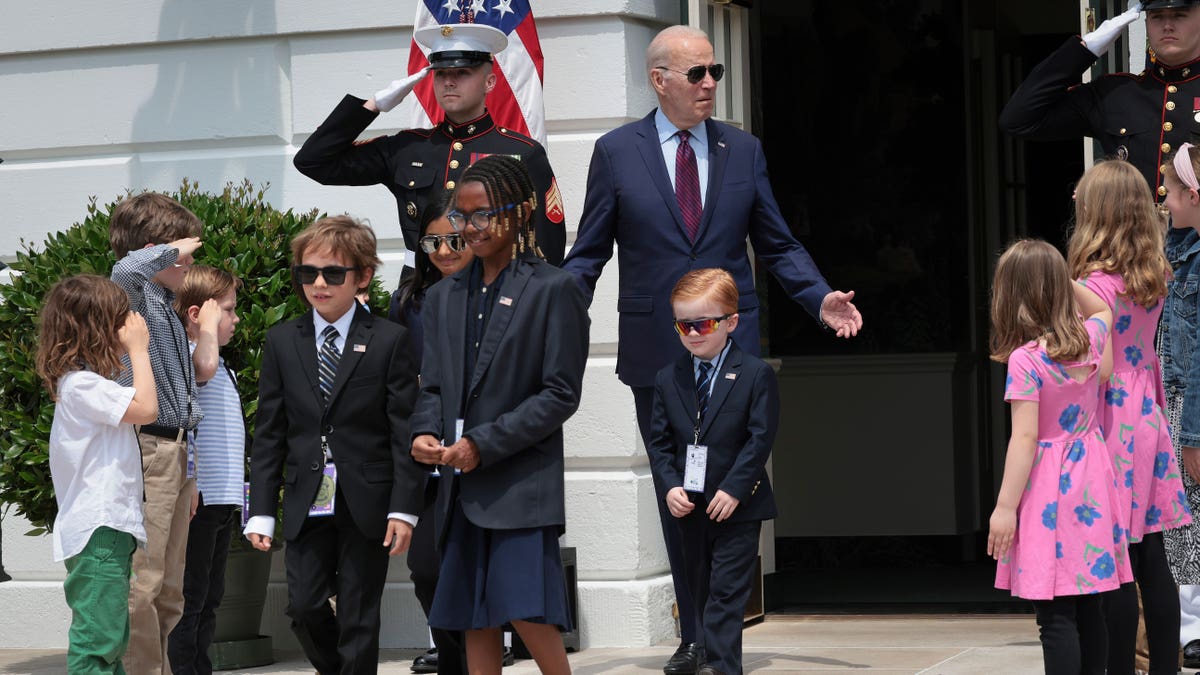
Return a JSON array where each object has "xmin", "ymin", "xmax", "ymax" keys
[
  {"xmin": 388, "ymin": 512, "xmax": 419, "ymax": 528},
  {"xmin": 244, "ymin": 515, "xmax": 275, "ymax": 539}
]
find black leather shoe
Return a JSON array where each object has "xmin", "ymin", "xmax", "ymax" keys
[
  {"xmin": 502, "ymin": 646, "xmax": 515, "ymax": 667},
  {"xmin": 1184, "ymin": 639, "xmax": 1200, "ymax": 668},
  {"xmin": 696, "ymin": 667, "xmax": 726, "ymax": 675},
  {"xmin": 663, "ymin": 643, "xmax": 704, "ymax": 675},
  {"xmin": 411, "ymin": 648, "xmax": 438, "ymax": 674}
]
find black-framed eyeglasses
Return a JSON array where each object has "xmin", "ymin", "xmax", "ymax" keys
[
  {"xmin": 656, "ymin": 64, "xmax": 724, "ymax": 84},
  {"xmin": 419, "ymin": 233, "xmax": 467, "ymax": 254},
  {"xmin": 293, "ymin": 265, "xmax": 359, "ymax": 286},
  {"xmin": 446, "ymin": 203, "xmax": 518, "ymax": 232},
  {"xmin": 673, "ymin": 314, "xmax": 733, "ymax": 337}
]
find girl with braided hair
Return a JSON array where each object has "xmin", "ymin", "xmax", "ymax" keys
[{"xmin": 409, "ymin": 154, "xmax": 588, "ymax": 675}]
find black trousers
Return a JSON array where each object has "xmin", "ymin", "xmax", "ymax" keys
[
  {"xmin": 1103, "ymin": 531, "xmax": 1180, "ymax": 675},
  {"xmin": 167, "ymin": 497, "xmax": 237, "ymax": 675},
  {"xmin": 408, "ymin": 475, "xmax": 465, "ymax": 674},
  {"xmin": 1032, "ymin": 594, "xmax": 1108, "ymax": 675},
  {"xmin": 285, "ymin": 490, "xmax": 390, "ymax": 675},
  {"xmin": 632, "ymin": 384, "xmax": 699, "ymax": 645},
  {"xmin": 678, "ymin": 510, "xmax": 761, "ymax": 675}
]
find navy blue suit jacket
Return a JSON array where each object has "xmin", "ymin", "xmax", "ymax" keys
[
  {"xmin": 562, "ymin": 110, "xmax": 833, "ymax": 387},
  {"xmin": 646, "ymin": 340, "xmax": 779, "ymax": 523},
  {"xmin": 409, "ymin": 257, "xmax": 589, "ymax": 534}
]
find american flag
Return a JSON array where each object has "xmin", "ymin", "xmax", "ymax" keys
[{"xmin": 407, "ymin": 0, "xmax": 547, "ymax": 144}]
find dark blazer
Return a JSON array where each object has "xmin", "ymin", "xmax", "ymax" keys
[
  {"xmin": 249, "ymin": 304, "xmax": 424, "ymax": 541},
  {"xmin": 562, "ymin": 110, "xmax": 833, "ymax": 388},
  {"xmin": 646, "ymin": 340, "xmax": 779, "ymax": 523},
  {"xmin": 410, "ymin": 257, "xmax": 589, "ymax": 532}
]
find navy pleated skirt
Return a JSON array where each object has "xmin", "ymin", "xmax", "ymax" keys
[{"xmin": 428, "ymin": 501, "xmax": 572, "ymax": 631}]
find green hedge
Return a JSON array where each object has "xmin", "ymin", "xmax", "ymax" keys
[{"xmin": 0, "ymin": 179, "xmax": 389, "ymax": 533}]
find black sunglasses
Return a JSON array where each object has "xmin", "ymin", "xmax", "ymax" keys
[
  {"xmin": 293, "ymin": 265, "xmax": 359, "ymax": 286},
  {"xmin": 419, "ymin": 233, "xmax": 467, "ymax": 254},
  {"xmin": 657, "ymin": 64, "xmax": 724, "ymax": 84}
]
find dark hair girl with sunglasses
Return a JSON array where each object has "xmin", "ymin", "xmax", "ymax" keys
[{"xmin": 389, "ymin": 190, "xmax": 475, "ymax": 367}]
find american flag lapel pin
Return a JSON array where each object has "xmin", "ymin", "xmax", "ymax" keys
[
  {"xmin": 725, "ymin": 372, "xmax": 737, "ymax": 380},
  {"xmin": 353, "ymin": 344, "xmax": 367, "ymax": 352},
  {"xmin": 499, "ymin": 296, "xmax": 513, "ymax": 306}
]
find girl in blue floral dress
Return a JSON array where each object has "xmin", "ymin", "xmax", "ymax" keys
[
  {"xmin": 1068, "ymin": 159, "xmax": 1188, "ymax": 675},
  {"xmin": 990, "ymin": 239, "xmax": 1133, "ymax": 675}
]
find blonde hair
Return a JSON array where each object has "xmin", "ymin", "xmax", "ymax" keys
[
  {"xmin": 173, "ymin": 265, "xmax": 242, "ymax": 321},
  {"xmin": 671, "ymin": 268, "xmax": 738, "ymax": 315},
  {"xmin": 290, "ymin": 215, "xmax": 381, "ymax": 306},
  {"xmin": 990, "ymin": 240, "xmax": 1090, "ymax": 364},
  {"xmin": 36, "ymin": 274, "xmax": 130, "ymax": 397},
  {"xmin": 1067, "ymin": 159, "xmax": 1169, "ymax": 308}
]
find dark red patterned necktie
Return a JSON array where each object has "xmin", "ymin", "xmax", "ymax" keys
[{"xmin": 675, "ymin": 130, "xmax": 702, "ymax": 241}]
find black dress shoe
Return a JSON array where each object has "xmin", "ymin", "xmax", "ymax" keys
[
  {"xmin": 1184, "ymin": 639, "xmax": 1200, "ymax": 668},
  {"xmin": 663, "ymin": 643, "xmax": 704, "ymax": 675},
  {"xmin": 411, "ymin": 648, "xmax": 438, "ymax": 674},
  {"xmin": 696, "ymin": 667, "xmax": 726, "ymax": 675}
]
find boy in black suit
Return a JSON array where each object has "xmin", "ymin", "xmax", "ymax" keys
[
  {"xmin": 647, "ymin": 268, "xmax": 780, "ymax": 675},
  {"xmin": 243, "ymin": 215, "xmax": 424, "ymax": 675}
]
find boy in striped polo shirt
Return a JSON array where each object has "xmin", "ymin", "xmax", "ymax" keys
[{"xmin": 168, "ymin": 265, "xmax": 245, "ymax": 674}]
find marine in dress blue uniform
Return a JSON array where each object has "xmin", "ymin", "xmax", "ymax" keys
[
  {"xmin": 294, "ymin": 24, "xmax": 566, "ymax": 265},
  {"xmin": 1000, "ymin": 0, "xmax": 1200, "ymax": 200}
]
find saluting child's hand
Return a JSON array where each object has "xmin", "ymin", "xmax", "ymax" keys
[
  {"xmin": 118, "ymin": 311, "xmax": 150, "ymax": 354},
  {"xmin": 707, "ymin": 489, "xmax": 740, "ymax": 522},
  {"xmin": 988, "ymin": 506, "xmax": 1017, "ymax": 560},
  {"xmin": 196, "ymin": 298, "xmax": 221, "ymax": 332},
  {"xmin": 666, "ymin": 487, "xmax": 694, "ymax": 518}
]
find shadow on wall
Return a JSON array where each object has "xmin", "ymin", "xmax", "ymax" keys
[{"xmin": 131, "ymin": 0, "xmax": 288, "ymax": 204}]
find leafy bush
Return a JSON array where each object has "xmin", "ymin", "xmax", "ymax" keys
[{"xmin": 0, "ymin": 180, "xmax": 390, "ymax": 533}]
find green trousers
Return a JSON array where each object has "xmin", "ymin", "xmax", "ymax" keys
[{"xmin": 64, "ymin": 526, "xmax": 137, "ymax": 674}]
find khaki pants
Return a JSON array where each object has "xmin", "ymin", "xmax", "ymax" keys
[{"xmin": 124, "ymin": 433, "xmax": 194, "ymax": 674}]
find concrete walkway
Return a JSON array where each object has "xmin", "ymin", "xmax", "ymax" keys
[{"xmin": 0, "ymin": 615, "xmax": 1055, "ymax": 674}]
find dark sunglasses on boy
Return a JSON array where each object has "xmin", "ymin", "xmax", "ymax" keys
[
  {"xmin": 419, "ymin": 233, "xmax": 467, "ymax": 254},
  {"xmin": 673, "ymin": 314, "xmax": 733, "ymax": 337},
  {"xmin": 656, "ymin": 63, "xmax": 725, "ymax": 84},
  {"xmin": 293, "ymin": 265, "xmax": 359, "ymax": 286}
]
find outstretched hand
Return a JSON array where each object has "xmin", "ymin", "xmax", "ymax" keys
[
  {"xmin": 820, "ymin": 290, "xmax": 862, "ymax": 338},
  {"xmin": 1082, "ymin": 2, "xmax": 1143, "ymax": 57}
]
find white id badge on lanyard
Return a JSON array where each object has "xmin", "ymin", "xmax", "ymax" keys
[{"xmin": 683, "ymin": 444, "xmax": 708, "ymax": 493}]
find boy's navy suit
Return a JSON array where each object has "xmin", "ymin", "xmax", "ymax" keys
[
  {"xmin": 250, "ymin": 303, "xmax": 423, "ymax": 675},
  {"xmin": 647, "ymin": 339, "xmax": 779, "ymax": 675}
]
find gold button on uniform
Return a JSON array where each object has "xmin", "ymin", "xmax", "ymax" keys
[
  {"xmin": 446, "ymin": 181, "xmax": 456, "ymax": 189},
  {"xmin": 450, "ymin": 160, "xmax": 460, "ymax": 169},
  {"xmin": 1160, "ymin": 185, "xmax": 1169, "ymax": 196},
  {"xmin": 1120, "ymin": 128, "xmax": 1127, "ymax": 135},
  {"xmin": 1163, "ymin": 143, "xmax": 1173, "ymax": 153},
  {"xmin": 1166, "ymin": 122, "xmax": 1175, "ymax": 131},
  {"xmin": 1167, "ymin": 101, "xmax": 1177, "ymax": 110},
  {"xmin": 453, "ymin": 142, "xmax": 464, "ymax": 151},
  {"xmin": 408, "ymin": 180, "xmax": 415, "ymax": 187},
  {"xmin": 1170, "ymin": 85, "xmax": 1180, "ymax": 93}
]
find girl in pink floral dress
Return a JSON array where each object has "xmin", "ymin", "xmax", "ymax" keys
[
  {"xmin": 1068, "ymin": 159, "xmax": 1189, "ymax": 675},
  {"xmin": 990, "ymin": 239, "xmax": 1132, "ymax": 675}
]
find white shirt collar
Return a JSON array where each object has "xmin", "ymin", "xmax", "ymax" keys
[
  {"xmin": 655, "ymin": 108, "xmax": 708, "ymax": 149},
  {"xmin": 313, "ymin": 305, "xmax": 356, "ymax": 345}
]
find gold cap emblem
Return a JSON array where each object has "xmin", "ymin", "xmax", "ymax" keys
[{"xmin": 441, "ymin": 25, "xmax": 454, "ymax": 37}]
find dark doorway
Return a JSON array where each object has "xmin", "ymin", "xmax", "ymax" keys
[{"xmin": 751, "ymin": 0, "xmax": 1082, "ymax": 611}]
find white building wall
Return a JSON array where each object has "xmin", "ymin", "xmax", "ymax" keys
[{"xmin": 0, "ymin": 0, "xmax": 683, "ymax": 650}]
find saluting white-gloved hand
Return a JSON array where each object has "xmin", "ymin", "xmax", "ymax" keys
[
  {"xmin": 1083, "ymin": 0, "xmax": 1144, "ymax": 57},
  {"xmin": 372, "ymin": 66, "xmax": 431, "ymax": 113}
]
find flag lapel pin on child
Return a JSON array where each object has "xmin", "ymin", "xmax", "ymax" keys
[
  {"xmin": 499, "ymin": 296, "xmax": 513, "ymax": 306},
  {"xmin": 353, "ymin": 344, "xmax": 366, "ymax": 352}
]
